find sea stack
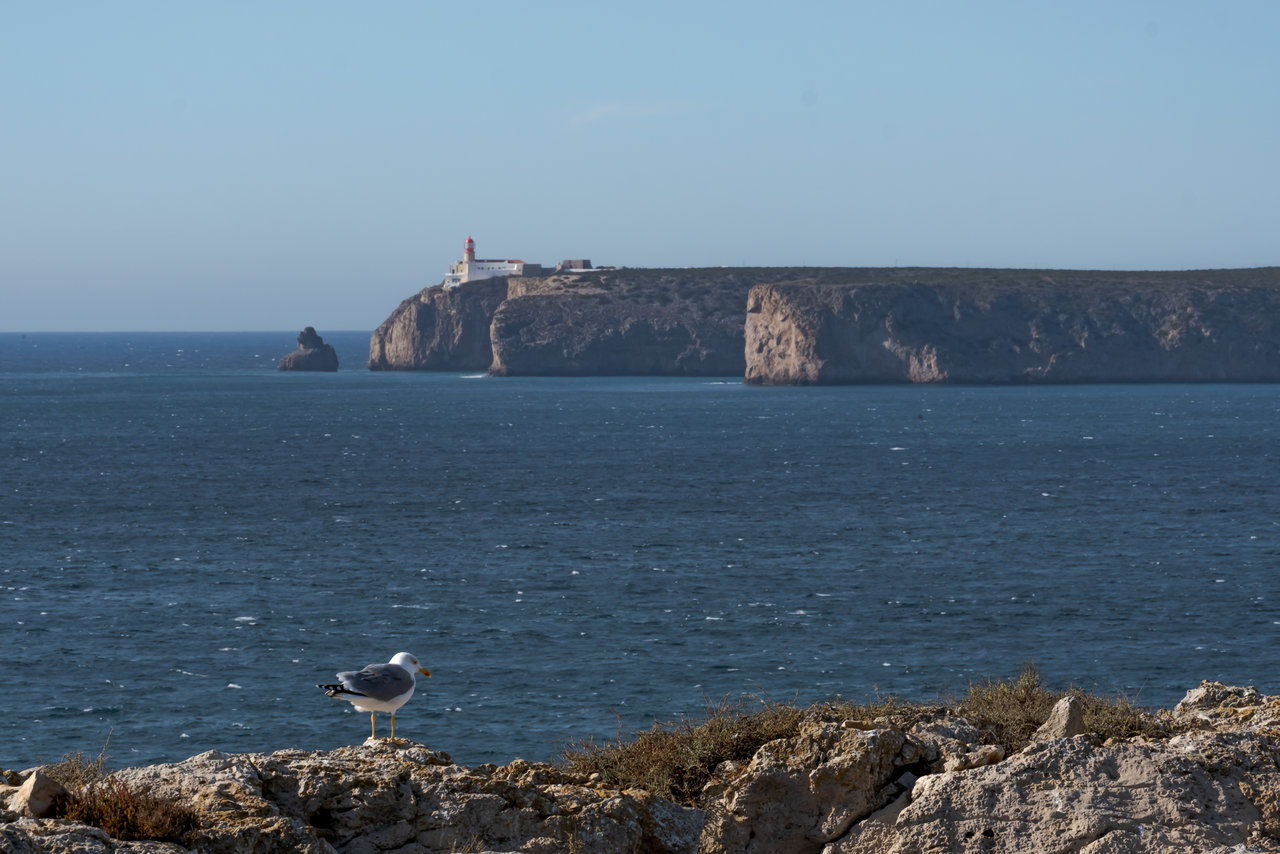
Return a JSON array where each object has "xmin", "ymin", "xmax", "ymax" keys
[{"xmin": 278, "ymin": 327, "xmax": 339, "ymax": 372}]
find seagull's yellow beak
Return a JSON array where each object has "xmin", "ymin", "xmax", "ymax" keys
[{"xmin": 418, "ymin": 667, "xmax": 431, "ymax": 677}]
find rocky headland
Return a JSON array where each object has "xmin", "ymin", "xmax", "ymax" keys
[
  {"xmin": 368, "ymin": 268, "xmax": 797, "ymax": 376},
  {"xmin": 6, "ymin": 681, "xmax": 1280, "ymax": 853},
  {"xmin": 367, "ymin": 267, "xmax": 1280, "ymax": 383},
  {"xmin": 279, "ymin": 327, "xmax": 340, "ymax": 372}
]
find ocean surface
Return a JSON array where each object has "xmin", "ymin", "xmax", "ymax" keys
[{"xmin": 2, "ymin": 331, "xmax": 1278, "ymax": 771}]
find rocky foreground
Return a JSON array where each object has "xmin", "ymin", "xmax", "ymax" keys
[{"xmin": 5, "ymin": 682, "xmax": 1280, "ymax": 853}]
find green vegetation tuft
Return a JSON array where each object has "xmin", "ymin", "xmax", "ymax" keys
[
  {"xmin": 561, "ymin": 667, "xmax": 1166, "ymax": 808},
  {"xmin": 45, "ymin": 748, "xmax": 200, "ymax": 845}
]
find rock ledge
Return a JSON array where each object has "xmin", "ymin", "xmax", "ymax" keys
[{"xmin": 6, "ymin": 682, "xmax": 1280, "ymax": 853}]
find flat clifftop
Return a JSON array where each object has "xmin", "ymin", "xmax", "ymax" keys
[
  {"xmin": 746, "ymin": 268, "xmax": 1280, "ymax": 384},
  {"xmin": 368, "ymin": 266, "xmax": 1280, "ymax": 381},
  {"xmin": 7, "ymin": 681, "xmax": 1280, "ymax": 853}
]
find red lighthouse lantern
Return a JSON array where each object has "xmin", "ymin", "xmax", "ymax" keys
[{"xmin": 464, "ymin": 236, "xmax": 475, "ymax": 262}]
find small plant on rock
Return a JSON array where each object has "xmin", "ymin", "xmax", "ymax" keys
[
  {"xmin": 45, "ymin": 748, "xmax": 200, "ymax": 845},
  {"xmin": 561, "ymin": 669, "xmax": 1167, "ymax": 808},
  {"xmin": 956, "ymin": 664, "xmax": 1165, "ymax": 755},
  {"xmin": 562, "ymin": 696, "xmax": 804, "ymax": 806}
]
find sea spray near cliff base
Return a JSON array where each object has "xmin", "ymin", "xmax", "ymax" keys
[{"xmin": 2, "ymin": 332, "xmax": 1278, "ymax": 769}]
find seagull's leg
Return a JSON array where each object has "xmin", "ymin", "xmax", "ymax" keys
[
  {"xmin": 370, "ymin": 712, "xmax": 377, "ymax": 740},
  {"xmin": 390, "ymin": 713, "xmax": 396, "ymax": 740}
]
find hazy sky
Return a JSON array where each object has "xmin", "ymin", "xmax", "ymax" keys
[{"xmin": 3, "ymin": 2, "xmax": 1278, "ymax": 332}]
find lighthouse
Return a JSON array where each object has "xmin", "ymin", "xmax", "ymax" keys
[{"xmin": 441, "ymin": 236, "xmax": 544, "ymax": 289}]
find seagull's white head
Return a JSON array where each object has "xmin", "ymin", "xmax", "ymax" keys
[{"xmin": 390, "ymin": 651, "xmax": 431, "ymax": 678}]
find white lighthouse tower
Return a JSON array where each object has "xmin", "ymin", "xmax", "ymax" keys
[{"xmin": 442, "ymin": 236, "xmax": 540, "ymax": 289}]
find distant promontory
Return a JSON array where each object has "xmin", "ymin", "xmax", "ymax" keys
[{"xmin": 368, "ymin": 266, "xmax": 1280, "ymax": 383}]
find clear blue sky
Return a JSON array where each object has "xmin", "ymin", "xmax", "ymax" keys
[{"xmin": 3, "ymin": 2, "xmax": 1277, "ymax": 332}]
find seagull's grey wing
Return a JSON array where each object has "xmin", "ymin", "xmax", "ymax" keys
[{"xmin": 337, "ymin": 664, "xmax": 413, "ymax": 701}]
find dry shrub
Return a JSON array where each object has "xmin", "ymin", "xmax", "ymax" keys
[
  {"xmin": 1078, "ymin": 691, "xmax": 1166, "ymax": 743},
  {"xmin": 562, "ymin": 697, "xmax": 805, "ymax": 806},
  {"xmin": 562, "ymin": 669, "xmax": 1166, "ymax": 808},
  {"xmin": 955, "ymin": 664, "xmax": 1166, "ymax": 755},
  {"xmin": 954, "ymin": 663, "xmax": 1061, "ymax": 751},
  {"xmin": 45, "ymin": 749, "xmax": 200, "ymax": 845},
  {"xmin": 43, "ymin": 747, "xmax": 108, "ymax": 792}
]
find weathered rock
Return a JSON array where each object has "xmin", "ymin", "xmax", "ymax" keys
[
  {"xmin": 942, "ymin": 744, "xmax": 1005, "ymax": 773},
  {"xmin": 832, "ymin": 732, "xmax": 1280, "ymax": 853},
  {"xmin": 369, "ymin": 267, "xmax": 848, "ymax": 376},
  {"xmin": 278, "ymin": 327, "xmax": 339, "ymax": 372},
  {"xmin": 369, "ymin": 277, "xmax": 510, "ymax": 370},
  {"xmin": 2, "ymin": 741, "xmax": 702, "ymax": 853},
  {"xmin": 1033, "ymin": 694, "xmax": 1087, "ymax": 742},
  {"xmin": 694, "ymin": 684, "xmax": 1280, "ymax": 853},
  {"xmin": 744, "ymin": 269, "xmax": 1280, "ymax": 384},
  {"xmin": 0, "ymin": 820, "xmax": 148, "ymax": 853},
  {"xmin": 1175, "ymin": 681, "xmax": 1274, "ymax": 725},
  {"xmin": 8, "ymin": 768, "xmax": 66, "ymax": 818},
  {"xmin": 8, "ymin": 683, "xmax": 1280, "ymax": 853},
  {"xmin": 824, "ymin": 682, "xmax": 1280, "ymax": 853},
  {"xmin": 907, "ymin": 713, "xmax": 984, "ymax": 768},
  {"xmin": 699, "ymin": 722, "xmax": 918, "ymax": 854}
]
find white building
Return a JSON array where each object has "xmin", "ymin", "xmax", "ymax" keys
[{"xmin": 441, "ymin": 236, "xmax": 542, "ymax": 289}]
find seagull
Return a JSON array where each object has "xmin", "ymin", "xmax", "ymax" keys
[{"xmin": 319, "ymin": 652, "xmax": 431, "ymax": 740}]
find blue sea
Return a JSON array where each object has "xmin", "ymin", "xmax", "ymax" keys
[{"xmin": 3, "ymin": 331, "xmax": 1279, "ymax": 771}]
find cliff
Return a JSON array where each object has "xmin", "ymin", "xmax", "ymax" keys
[
  {"xmin": 745, "ymin": 268, "xmax": 1280, "ymax": 385},
  {"xmin": 487, "ymin": 271, "xmax": 748, "ymax": 376},
  {"xmin": 368, "ymin": 268, "xmax": 839, "ymax": 375},
  {"xmin": 6, "ymin": 682, "xmax": 1280, "ymax": 853},
  {"xmin": 369, "ymin": 267, "xmax": 1280, "ymax": 382},
  {"xmin": 368, "ymin": 278, "xmax": 510, "ymax": 371}
]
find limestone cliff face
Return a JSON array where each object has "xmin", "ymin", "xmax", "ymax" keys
[
  {"xmin": 745, "ymin": 269, "xmax": 1280, "ymax": 384},
  {"xmin": 369, "ymin": 267, "xmax": 1280, "ymax": 381},
  {"xmin": 487, "ymin": 293, "xmax": 744, "ymax": 376},
  {"xmin": 368, "ymin": 268, "xmax": 816, "ymax": 376},
  {"xmin": 368, "ymin": 278, "xmax": 510, "ymax": 371},
  {"xmin": 488, "ymin": 269, "xmax": 797, "ymax": 376}
]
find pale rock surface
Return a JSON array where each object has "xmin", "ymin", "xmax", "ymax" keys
[
  {"xmin": 8, "ymin": 682, "xmax": 1280, "ymax": 853},
  {"xmin": 822, "ymin": 682, "xmax": 1280, "ymax": 854},
  {"xmin": 0, "ymin": 818, "xmax": 178, "ymax": 853},
  {"xmin": 699, "ymin": 722, "xmax": 920, "ymax": 854},
  {"xmin": 942, "ymin": 744, "xmax": 1004, "ymax": 772},
  {"xmin": 8, "ymin": 768, "xmax": 66, "ymax": 818},
  {"xmin": 1, "ymin": 740, "xmax": 702, "ymax": 853},
  {"xmin": 368, "ymin": 278, "xmax": 510, "ymax": 371},
  {"xmin": 832, "ymin": 732, "xmax": 1280, "ymax": 853},
  {"xmin": 1033, "ymin": 694, "xmax": 1087, "ymax": 741}
]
